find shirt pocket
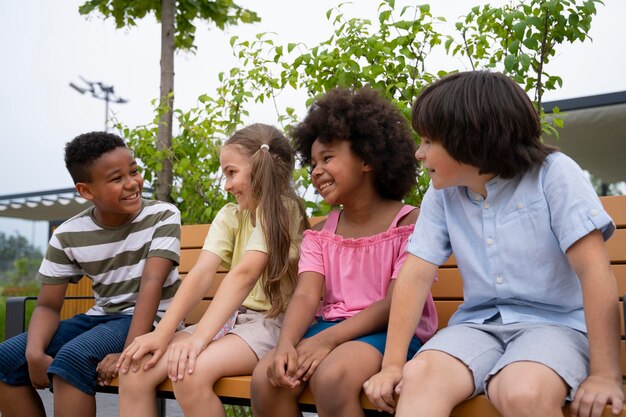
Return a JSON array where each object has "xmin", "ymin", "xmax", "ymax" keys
[{"xmin": 498, "ymin": 197, "xmax": 547, "ymax": 227}]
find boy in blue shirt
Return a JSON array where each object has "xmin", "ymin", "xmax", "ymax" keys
[
  {"xmin": 364, "ymin": 71, "xmax": 624, "ymax": 417},
  {"xmin": 0, "ymin": 132, "xmax": 181, "ymax": 417}
]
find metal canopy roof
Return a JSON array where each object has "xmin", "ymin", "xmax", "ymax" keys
[
  {"xmin": 0, "ymin": 188, "xmax": 90, "ymax": 221},
  {"xmin": 542, "ymin": 91, "xmax": 626, "ymax": 184},
  {"xmin": 0, "ymin": 187, "xmax": 153, "ymax": 222}
]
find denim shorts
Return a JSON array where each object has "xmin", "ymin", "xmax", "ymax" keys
[
  {"xmin": 304, "ymin": 319, "xmax": 423, "ymax": 359},
  {"xmin": 0, "ymin": 314, "xmax": 132, "ymax": 395},
  {"xmin": 418, "ymin": 316, "xmax": 589, "ymax": 400}
]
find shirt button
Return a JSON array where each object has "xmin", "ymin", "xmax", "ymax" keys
[
  {"xmin": 486, "ymin": 237, "xmax": 494, "ymax": 245},
  {"xmin": 516, "ymin": 202, "xmax": 524, "ymax": 210},
  {"xmin": 496, "ymin": 276, "xmax": 504, "ymax": 284},
  {"xmin": 591, "ymin": 209, "xmax": 599, "ymax": 216},
  {"xmin": 483, "ymin": 202, "xmax": 491, "ymax": 209}
]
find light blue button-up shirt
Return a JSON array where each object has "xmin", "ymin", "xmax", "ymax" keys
[{"xmin": 407, "ymin": 152, "xmax": 614, "ymax": 333}]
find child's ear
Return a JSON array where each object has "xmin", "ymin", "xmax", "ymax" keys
[
  {"xmin": 75, "ymin": 183, "xmax": 94, "ymax": 201},
  {"xmin": 362, "ymin": 162, "xmax": 373, "ymax": 172}
]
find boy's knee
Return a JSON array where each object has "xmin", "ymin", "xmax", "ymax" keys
[
  {"xmin": 490, "ymin": 381, "xmax": 560, "ymax": 417},
  {"xmin": 402, "ymin": 355, "xmax": 433, "ymax": 383}
]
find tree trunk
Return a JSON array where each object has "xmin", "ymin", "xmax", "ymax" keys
[{"xmin": 156, "ymin": 0, "xmax": 175, "ymax": 203}]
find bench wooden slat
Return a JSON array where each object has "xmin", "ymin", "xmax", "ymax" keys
[
  {"xmin": 180, "ymin": 224, "xmax": 210, "ymax": 249},
  {"xmin": 608, "ymin": 229, "xmax": 626, "ymax": 263},
  {"xmin": 603, "ymin": 195, "xmax": 626, "ymax": 228}
]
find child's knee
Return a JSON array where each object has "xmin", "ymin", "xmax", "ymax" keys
[
  {"xmin": 402, "ymin": 355, "xmax": 434, "ymax": 383},
  {"xmin": 118, "ymin": 370, "xmax": 152, "ymax": 394}
]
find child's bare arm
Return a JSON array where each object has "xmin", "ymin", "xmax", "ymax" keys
[
  {"xmin": 98, "ymin": 256, "xmax": 175, "ymax": 384},
  {"xmin": 364, "ymin": 254, "xmax": 438, "ymax": 413},
  {"xmin": 124, "ymin": 256, "xmax": 175, "ymax": 346},
  {"xmin": 567, "ymin": 230, "xmax": 624, "ymax": 417},
  {"xmin": 25, "ymin": 283, "xmax": 68, "ymax": 388},
  {"xmin": 165, "ymin": 249, "xmax": 268, "ymax": 379},
  {"xmin": 118, "ymin": 250, "xmax": 221, "ymax": 373},
  {"xmin": 270, "ymin": 272, "xmax": 324, "ymax": 387}
]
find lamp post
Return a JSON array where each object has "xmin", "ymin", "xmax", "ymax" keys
[{"xmin": 69, "ymin": 76, "xmax": 128, "ymax": 132}]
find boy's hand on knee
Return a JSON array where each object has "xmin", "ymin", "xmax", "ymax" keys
[
  {"xmin": 363, "ymin": 366, "xmax": 403, "ymax": 414},
  {"xmin": 27, "ymin": 352, "xmax": 53, "ymax": 389},
  {"xmin": 268, "ymin": 343, "xmax": 300, "ymax": 389},
  {"xmin": 570, "ymin": 374, "xmax": 624, "ymax": 417},
  {"xmin": 97, "ymin": 353, "xmax": 120, "ymax": 386}
]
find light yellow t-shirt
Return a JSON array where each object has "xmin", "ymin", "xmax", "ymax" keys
[{"xmin": 202, "ymin": 202, "xmax": 303, "ymax": 311}]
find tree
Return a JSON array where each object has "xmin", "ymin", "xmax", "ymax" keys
[
  {"xmin": 121, "ymin": 0, "xmax": 602, "ymax": 224},
  {"xmin": 78, "ymin": 0, "xmax": 259, "ymax": 202},
  {"xmin": 0, "ymin": 232, "xmax": 42, "ymax": 277}
]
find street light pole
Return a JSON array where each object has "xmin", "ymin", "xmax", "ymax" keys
[{"xmin": 69, "ymin": 77, "xmax": 128, "ymax": 132}]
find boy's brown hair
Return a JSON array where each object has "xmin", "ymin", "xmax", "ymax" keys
[{"xmin": 412, "ymin": 71, "xmax": 556, "ymax": 178}]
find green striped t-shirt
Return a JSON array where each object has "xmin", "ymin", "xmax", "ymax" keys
[{"xmin": 37, "ymin": 199, "xmax": 181, "ymax": 323}]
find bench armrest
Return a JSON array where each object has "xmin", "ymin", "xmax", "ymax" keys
[
  {"xmin": 4, "ymin": 296, "xmax": 96, "ymax": 341},
  {"xmin": 5, "ymin": 296, "xmax": 37, "ymax": 340}
]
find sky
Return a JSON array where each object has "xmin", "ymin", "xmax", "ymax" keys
[{"xmin": 1, "ymin": 0, "xmax": 626, "ymax": 251}]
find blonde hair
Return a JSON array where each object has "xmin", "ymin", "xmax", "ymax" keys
[{"xmin": 225, "ymin": 124, "xmax": 310, "ymax": 317}]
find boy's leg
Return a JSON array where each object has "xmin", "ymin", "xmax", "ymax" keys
[
  {"xmin": 308, "ymin": 340, "xmax": 383, "ymax": 417},
  {"xmin": 0, "ymin": 332, "xmax": 45, "ymax": 417},
  {"xmin": 172, "ymin": 334, "xmax": 259, "ymax": 417},
  {"xmin": 250, "ymin": 349, "xmax": 306, "ymax": 417},
  {"xmin": 52, "ymin": 377, "xmax": 95, "ymax": 417},
  {"xmin": 119, "ymin": 331, "xmax": 187, "ymax": 417},
  {"xmin": 394, "ymin": 323, "xmax": 504, "ymax": 417},
  {"xmin": 395, "ymin": 350, "xmax": 475, "ymax": 417},
  {"xmin": 485, "ymin": 323, "xmax": 587, "ymax": 417},
  {"xmin": 488, "ymin": 361, "xmax": 567, "ymax": 417},
  {"xmin": 0, "ymin": 381, "xmax": 45, "ymax": 417},
  {"xmin": 47, "ymin": 314, "xmax": 131, "ymax": 417}
]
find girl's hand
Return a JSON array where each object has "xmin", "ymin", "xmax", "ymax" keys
[
  {"xmin": 362, "ymin": 366, "xmax": 403, "ymax": 414},
  {"xmin": 166, "ymin": 336, "xmax": 207, "ymax": 381},
  {"xmin": 267, "ymin": 342, "xmax": 300, "ymax": 389},
  {"xmin": 117, "ymin": 330, "xmax": 171, "ymax": 374},
  {"xmin": 293, "ymin": 335, "xmax": 333, "ymax": 382},
  {"xmin": 96, "ymin": 353, "xmax": 120, "ymax": 386},
  {"xmin": 26, "ymin": 352, "xmax": 53, "ymax": 389}
]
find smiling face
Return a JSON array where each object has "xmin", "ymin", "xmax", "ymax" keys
[
  {"xmin": 76, "ymin": 147, "xmax": 144, "ymax": 227},
  {"xmin": 415, "ymin": 137, "xmax": 493, "ymax": 196},
  {"xmin": 220, "ymin": 144, "xmax": 257, "ymax": 210},
  {"xmin": 310, "ymin": 138, "xmax": 371, "ymax": 206}
]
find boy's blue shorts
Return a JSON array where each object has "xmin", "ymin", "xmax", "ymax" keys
[
  {"xmin": 0, "ymin": 314, "xmax": 131, "ymax": 395},
  {"xmin": 303, "ymin": 319, "xmax": 423, "ymax": 360}
]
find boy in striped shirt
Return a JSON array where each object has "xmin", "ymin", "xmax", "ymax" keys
[{"xmin": 0, "ymin": 132, "xmax": 181, "ymax": 417}]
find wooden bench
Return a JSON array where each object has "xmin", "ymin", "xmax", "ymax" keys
[{"xmin": 5, "ymin": 194, "xmax": 626, "ymax": 416}]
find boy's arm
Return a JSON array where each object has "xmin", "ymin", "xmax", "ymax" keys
[
  {"xmin": 567, "ymin": 230, "xmax": 624, "ymax": 417},
  {"xmin": 363, "ymin": 254, "xmax": 438, "ymax": 413},
  {"xmin": 25, "ymin": 283, "xmax": 68, "ymax": 388},
  {"xmin": 125, "ymin": 256, "xmax": 175, "ymax": 346},
  {"xmin": 97, "ymin": 255, "xmax": 174, "ymax": 385}
]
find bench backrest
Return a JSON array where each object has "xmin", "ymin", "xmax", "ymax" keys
[{"xmin": 61, "ymin": 195, "xmax": 626, "ymax": 372}]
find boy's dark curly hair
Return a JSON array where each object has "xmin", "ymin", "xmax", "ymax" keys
[
  {"xmin": 64, "ymin": 131, "xmax": 127, "ymax": 184},
  {"xmin": 291, "ymin": 87, "xmax": 417, "ymax": 201}
]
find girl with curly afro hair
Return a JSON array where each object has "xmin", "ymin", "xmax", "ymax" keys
[{"xmin": 251, "ymin": 87, "xmax": 438, "ymax": 417}]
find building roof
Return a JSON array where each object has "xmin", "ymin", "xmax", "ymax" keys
[{"xmin": 542, "ymin": 91, "xmax": 626, "ymax": 184}]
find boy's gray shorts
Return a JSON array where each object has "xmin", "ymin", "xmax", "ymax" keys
[{"xmin": 416, "ymin": 316, "xmax": 589, "ymax": 400}]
